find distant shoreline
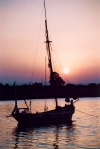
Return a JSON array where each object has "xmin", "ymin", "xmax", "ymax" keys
[{"xmin": 0, "ymin": 83, "xmax": 100, "ymax": 100}]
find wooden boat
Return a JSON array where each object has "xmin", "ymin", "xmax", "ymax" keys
[{"xmin": 12, "ymin": 1, "xmax": 76, "ymax": 127}]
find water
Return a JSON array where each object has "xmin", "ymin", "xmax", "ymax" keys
[{"xmin": 0, "ymin": 98, "xmax": 100, "ymax": 149}]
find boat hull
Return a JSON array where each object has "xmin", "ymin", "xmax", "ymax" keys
[{"xmin": 12, "ymin": 106, "xmax": 75, "ymax": 127}]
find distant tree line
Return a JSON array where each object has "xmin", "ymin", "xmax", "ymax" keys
[{"xmin": 0, "ymin": 82, "xmax": 100, "ymax": 100}]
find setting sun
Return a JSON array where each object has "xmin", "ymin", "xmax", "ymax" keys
[{"xmin": 63, "ymin": 68, "xmax": 70, "ymax": 74}]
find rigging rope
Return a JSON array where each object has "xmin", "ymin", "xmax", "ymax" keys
[
  {"xmin": 50, "ymin": 37, "xmax": 69, "ymax": 83},
  {"xmin": 48, "ymin": 34, "xmax": 62, "ymax": 74},
  {"xmin": 78, "ymin": 98, "xmax": 100, "ymax": 117},
  {"xmin": 31, "ymin": 5, "xmax": 44, "ymax": 84},
  {"xmin": 76, "ymin": 109, "xmax": 99, "ymax": 118},
  {"xmin": 24, "ymin": 99, "xmax": 29, "ymax": 110}
]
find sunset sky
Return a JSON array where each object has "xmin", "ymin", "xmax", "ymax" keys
[{"xmin": 0, "ymin": 0, "xmax": 100, "ymax": 85}]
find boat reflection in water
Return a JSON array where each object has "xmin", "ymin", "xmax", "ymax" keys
[{"xmin": 13, "ymin": 123, "xmax": 75, "ymax": 149}]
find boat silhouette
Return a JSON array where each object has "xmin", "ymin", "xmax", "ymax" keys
[{"xmin": 12, "ymin": 1, "xmax": 76, "ymax": 127}]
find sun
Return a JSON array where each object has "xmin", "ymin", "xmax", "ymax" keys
[{"xmin": 63, "ymin": 67, "xmax": 70, "ymax": 74}]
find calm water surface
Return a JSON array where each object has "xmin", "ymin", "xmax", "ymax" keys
[{"xmin": 0, "ymin": 98, "xmax": 100, "ymax": 149}]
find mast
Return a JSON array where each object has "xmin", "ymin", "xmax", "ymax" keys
[
  {"xmin": 44, "ymin": 1, "xmax": 58, "ymax": 108},
  {"xmin": 13, "ymin": 81, "xmax": 18, "ymax": 108},
  {"xmin": 12, "ymin": 81, "xmax": 19, "ymax": 114},
  {"xmin": 45, "ymin": 56, "xmax": 46, "ymax": 86}
]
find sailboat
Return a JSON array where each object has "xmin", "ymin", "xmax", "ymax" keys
[{"xmin": 12, "ymin": 1, "xmax": 76, "ymax": 127}]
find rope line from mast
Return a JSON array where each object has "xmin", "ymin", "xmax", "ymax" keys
[
  {"xmin": 31, "ymin": 4, "xmax": 44, "ymax": 84},
  {"xmin": 76, "ymin": 109, "xmax": 99, "ymax": 118}
]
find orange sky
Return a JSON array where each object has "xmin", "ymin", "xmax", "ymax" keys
[{"xmin": 0, "ymin": 0, "xmax": 100, "ymax": 85}]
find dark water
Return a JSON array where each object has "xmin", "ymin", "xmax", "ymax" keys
[{"xmin": 0, "ymin": 98, "xmax": 100, "ymax": 149}]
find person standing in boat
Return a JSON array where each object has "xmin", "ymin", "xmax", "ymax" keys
[
  {"xmin": 65, "ymin": 97, "xmax": 70, "ymax": 106},
  {"xmin": 70, "ymin": 100, "xmax": 75, "ymax": 114},
  {"xmin": 70, "ymin": 100, "xmax": 74, "ymax": 106}
]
